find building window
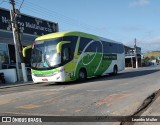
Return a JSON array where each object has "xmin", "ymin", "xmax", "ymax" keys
[{"xmin": 0, "ymin": 43, "xmax": 9, "ymax": 65}]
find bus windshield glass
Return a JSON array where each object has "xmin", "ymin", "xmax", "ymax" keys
[{"xmin": 31, "ymin": 38, "xmax": 62, "ymax": 69}]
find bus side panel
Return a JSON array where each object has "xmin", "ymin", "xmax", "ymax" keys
[
  {"xmin": 117, "ymin": 53, "xmax": 125, "ymax": 71},
  {"xmin": 63, "ymin": 60, "xmax": 77, "ymax": 81},
  {"xmin": 73, "ymin": 52, "xmax": 113, "ymax": 78},
  {"xmin": 102, "ymin": 53, "xmax": 125, "ymax": 74}
]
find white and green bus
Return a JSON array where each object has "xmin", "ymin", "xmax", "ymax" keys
[{"xmin": 24, "ymin": 31, "xmax": 125, "ymax": 83}]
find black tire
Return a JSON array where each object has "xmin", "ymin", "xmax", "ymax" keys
[
  {"xmin": 78, "ymin": 69, "xmax": 87, "ymax": 81},
  {"xmin": 110, "ymin": 65, "xmax": 118, "ymax": 76}
]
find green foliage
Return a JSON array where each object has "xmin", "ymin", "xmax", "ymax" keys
[
  {"xmin": 150, "ymin": 56, "xmax": 156, "ymax": 60},
  {"xmin": 144, "ymin": 51, "xmax": 160, "ymax": 59},
  {"xmin": 142, "ymin": 56, "xmax": 150, "ymax": 63}
]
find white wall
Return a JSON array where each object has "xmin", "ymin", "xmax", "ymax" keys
[{"xmin": 0, "ymin": 69, "xmax": 17, "ymax": 83}]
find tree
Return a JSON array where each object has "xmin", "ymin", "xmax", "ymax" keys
[
  {"xmin": 143, "ymin": 57, "xmax": 150, "ymax": 63},
  {"xmin": 150, "ymin": 56, "xmax": 156, "ymax": 60}
]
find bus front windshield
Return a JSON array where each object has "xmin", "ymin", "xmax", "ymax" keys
[{"xmin": 31, "ymin": 38, "xmax": 61, "ymax": 69}]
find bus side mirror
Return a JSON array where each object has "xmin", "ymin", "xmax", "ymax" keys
[
  {"xmin": 23, "ymin": 45, "xmax": 32, "ymax": 57},
  {"xmin": 23, "ymin": 46, "xmax": 32, "ymax": 64},
  {"xmin": 56, "ymin": 41, "xmax": 71, "ymax": 53}
]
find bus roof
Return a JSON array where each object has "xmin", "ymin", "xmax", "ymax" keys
[{"xmin": 35, "ymin": 31, "xmax": 123, "ymax": 45}]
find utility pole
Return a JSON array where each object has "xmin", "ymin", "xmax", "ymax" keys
[
  {"xmin": 10, "ymin": 0, "xmax": 28, "ymax": 82},
  {"xmin": 134, "ymin": 38, "xmax": 138, "ymax": 68}
]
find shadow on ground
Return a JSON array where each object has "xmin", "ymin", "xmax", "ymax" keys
[{"xmin": 45, "ymin": 68, "xmax": 160, "ymax": 87}]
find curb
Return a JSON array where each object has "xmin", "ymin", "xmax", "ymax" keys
[{"xmin": 0, "ymin": 81, "xmax": 38, "ymax": 89}]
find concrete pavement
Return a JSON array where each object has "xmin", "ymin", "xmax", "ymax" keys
[
  {"xmin": 0, "ymin": 66, "xmax": 160, "ymax": 125},
  {"xmin": 0, "ymin": 81, "xmax": 34, "ymax": 89}
]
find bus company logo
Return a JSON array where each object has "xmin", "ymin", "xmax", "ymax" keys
[{"xmin": 2, "ymin": 117, "xmax": 11, "ymax": 122}]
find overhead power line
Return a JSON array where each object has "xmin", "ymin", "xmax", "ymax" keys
[
  {"xmin": 18, "ymin": 0, "xmax": 24, "ymax": 11},
  {"xmin": 14, "ymin": 0, "xmax": 104, "ymax": 35}
]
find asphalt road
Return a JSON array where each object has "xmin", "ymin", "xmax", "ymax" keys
[{"xmin": 0, "ymin": 65, "xmax": 160, "ymax": 125}]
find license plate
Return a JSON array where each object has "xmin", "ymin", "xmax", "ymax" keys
[{"xmin": 42, "ymin": 78, "xmax": 48, "ymax": 81}]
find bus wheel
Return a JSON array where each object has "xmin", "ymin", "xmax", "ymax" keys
[
  {"xmin": 113, "ymin": 65, "xmax": 118, "ymax": 75},
  {"xmin": 78, "ymin": 69, "xmax": 87, "ymax": 81},
  {"xmin": 110, "ymin": 65, "xmax": 118, "ymax": 76}
]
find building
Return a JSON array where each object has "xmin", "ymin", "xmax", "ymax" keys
[
  {"xmin": 0, "ymin": 7, "xmax": 58, "ymax": 83},
  {"xmin": 125, "ymin": 45, "xmax": 142, "ymax": 68}
]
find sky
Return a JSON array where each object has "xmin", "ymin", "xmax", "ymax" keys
[{"xmin": 1, "ymin": 0, "xmax": 160, "ymax": 52}]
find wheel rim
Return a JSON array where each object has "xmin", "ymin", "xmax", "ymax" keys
[
  {"xmin": 80, "ymin": 71, "xmax": 85, "ymax": 79},
  {"xmin": 114, "ymin": 67, "xmax": 117, "ymax": 74},
  {"xmin": 79, "ymin": 69, "xmax": 86, "ymax": 80}
]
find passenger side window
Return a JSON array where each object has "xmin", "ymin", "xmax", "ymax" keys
[
  {"xmin": 63, "ymin": 48, "xmax": 70, "ymax": 62},
  {"xmin": 78, "ymin": 37, "xmax": 92, "ymax": 55},
  {"xmin": 62, "ymin": 43, "xmax": 72, "ymax": 64}
]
